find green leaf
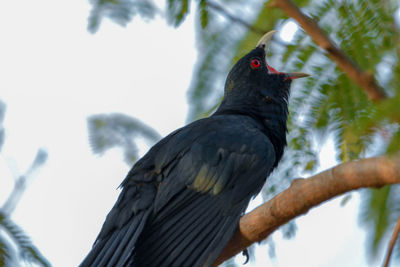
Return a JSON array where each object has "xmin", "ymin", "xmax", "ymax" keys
[
  {"xmin": 340, "ymin": 194, "xmax": 352, "ymax": 207},
  {"xmin": 199, "ymin": 0, "xmax": 209, "ymax": 28},
  {"xmin": 304, "ymin": 159, "xmax": 316, "ymax": 171},
  {"xmin": 387, "ymin": 127, "xmax": 400, "ymax": 154},
  {"xmin": 0, "ymin": 235, "xmax": 10, "ymax": 267},
  {"xmin": 166, "ymin": 0, "xmax": 190, "ymax": 27}
]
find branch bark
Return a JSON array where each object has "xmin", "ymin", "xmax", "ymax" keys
[
  {"xmin": 383, "ymin": 216, "xmax": 400, "ymax": 267},
  {"xmin": 270, "ymin": 0, "xmax": 387, "ymax": 100},
  {"xmin": 213, "ymin": 155, "xmax": 400, "ymax": 266}
]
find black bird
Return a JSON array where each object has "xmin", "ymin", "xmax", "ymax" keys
[{"xmin": 80, "ymin": 31, "xmax": 308, "ymax": 267}]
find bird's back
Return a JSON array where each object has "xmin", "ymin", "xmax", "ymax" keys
[{"xmin": 132, "ymin": 115, "xmax": 277, "ymax": 266}]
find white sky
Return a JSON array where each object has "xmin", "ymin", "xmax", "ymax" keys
[{"xmin": 0, "ymin": 0, "xmax": 384, "ymax": 266}]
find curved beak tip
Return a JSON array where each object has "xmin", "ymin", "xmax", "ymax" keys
[{"xmin": 256, "ymin": 30, "xmax": 278, "ymax": 52}]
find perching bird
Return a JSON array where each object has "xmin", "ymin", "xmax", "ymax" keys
[{"xmin": 80, "ymin": 31, "xmax": 308, "ymax": 267}]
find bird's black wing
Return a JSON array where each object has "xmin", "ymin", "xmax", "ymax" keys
[
  {"xmin": 133, "ymin": 115, "xmax": 277, "ymax": 267},
  {"xmin": 81, "ymin": 115, "xmax": 276, "ymax": 267}
]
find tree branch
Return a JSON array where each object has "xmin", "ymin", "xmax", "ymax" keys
[
  {"xmin": 213, "ymin": 155, "xmax": 400, "ymax": 266},
  {"xmin": 207, "ymin": 1, "xmax": 265, "ymax": 35},
  {"xmin": 207, "ymin": 1, "xmax": 287, "ymax": 48},
  {"xmin": 270, "ymin": 0, "xmax": 387, "ymax": 101},
  {"xmin": 383, "ymin": 215, "xmax": 400, "ymax": 267}
]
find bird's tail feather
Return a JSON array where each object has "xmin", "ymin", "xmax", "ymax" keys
[
  {"xmin": 80, "ymin": 209, "xmax": 151, "ymax": 267},
  {"xmin": 133, "ymin": 189, "xmax": 241, "ymax": 267}
]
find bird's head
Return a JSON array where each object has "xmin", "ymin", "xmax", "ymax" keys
[
  {"xmin": 221, "ymin": 30, "xmax": 309, "ymax": 112},
  {"xmin": 214, "ymin": 31, "xmax": 309, "ymax": 165},
  {"xmin": 224, "ymin": 31, "xmax": 309, "ymax": 101}
]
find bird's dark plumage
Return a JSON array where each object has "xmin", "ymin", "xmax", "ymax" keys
[{"xmin": 81, "ymin": 31, "xmax": 306, "ymax": 267}]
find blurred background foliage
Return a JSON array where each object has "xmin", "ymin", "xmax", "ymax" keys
[
  {"xmin": 0, "ymin": 101, "xmax": 50, "ymax": 267},
  {"xmin": 85, "ymin": 0, "xmax": 400, "ymax": 265},
  {"xmin": 88, "ymin": 113, "xmax": 161, "ymax": 166}
]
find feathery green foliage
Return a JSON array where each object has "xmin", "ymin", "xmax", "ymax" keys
[
  {"xmin": 88, "ymin": 113, "xmax": 161, "ymax": 165},
  {"xmin": 166, "ymin": 0, "xmax": 190, "ymax": 26},
  {"xmin": 88, "ymin": 0, "xmax": 156, "ymax": 33},
  {"xmin": 360, "ymin": 186, "xmax": 400, "ymax": 259},
  {"xmin": 186, "ymin": 23, "xmax": 234, "ymax": 121},
  {"xmin": 0, "ymin": 212, "xmax": 50, "ymax": 267},
  {"xmin": 0, "ymin": 101, "xmax": 51, "ymax": 266},
  {"xmin": 0, "ymin": 235, "xmax": 10, "ymax": 267}
]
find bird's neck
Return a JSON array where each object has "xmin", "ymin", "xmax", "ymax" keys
[{"xmin": 213, "ymin": 102, "xmax": 288, "ymax": 166}]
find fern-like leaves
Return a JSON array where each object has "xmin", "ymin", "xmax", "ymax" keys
[{"xmin": 0, "ymin": 212, "xmax": 50, "ymax": 267}]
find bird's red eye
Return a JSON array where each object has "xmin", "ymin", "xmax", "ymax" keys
[{"xmin": 251, "ymin": 59, "xmax": 261, "ymax": 69}]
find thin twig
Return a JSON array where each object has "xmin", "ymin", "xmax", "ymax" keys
[
  {"xmin": 271, "ymin": 0, "xmax": 387, "ymax": 101},
  {"xmin": 207, "ymin": 1, "xmax": 265, "ymax": 35},
  {"xmin": 2, "ymin": 175, "xmax": 28, "ymax": 216},
  {"xmin": 1, "ymin": 149, "xmax": 48, "ymax": 216},
  {"xmin": 383, "ymin": 216, "xmax": 400, "ymax": 267},
  {"xmin": 207, "ymin": 1, "xmax": 287, "ymax": 47},
  {"xmin": 213, "ymin": 155, "xmax": 400, "ymax": 266}
]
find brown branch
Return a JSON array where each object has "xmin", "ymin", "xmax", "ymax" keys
[
  {"xmin": 383, "ymin": 216, "xmax": 400, "ymax": 267},
  {"xmin": 213, "ymin": 155, "xmax": 400, "ymax": 266},
  {"xmin": 270, "ymin": 0, "xmax": 387, "ymax": 100}
]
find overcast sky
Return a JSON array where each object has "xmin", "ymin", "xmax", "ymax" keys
[{"xmin": 0, "ymin": 1, "xmax": 381, "ymax": 266}]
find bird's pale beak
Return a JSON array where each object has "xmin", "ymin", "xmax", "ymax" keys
[
  {"xmin": 256, "ymin": 31, "xmax": 310, "ymax": 80},
  {"xmin": 256, "ymin": 30, "xmax": 278, "ymax": 52}
]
